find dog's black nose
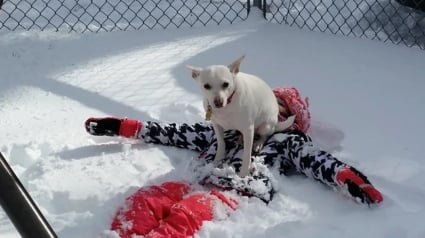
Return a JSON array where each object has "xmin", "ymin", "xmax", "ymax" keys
[{"xmin": 214, "ymin": 98, "xmax": 223, "ymax": 108}]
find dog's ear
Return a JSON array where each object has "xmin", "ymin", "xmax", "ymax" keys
[
  {"xmin": 228, "ymin": 55, "xmax": 245, "ymax": 74},
  {"xmin": 186, "ymin": 65, "xmax": 202, "ymax": 80}
]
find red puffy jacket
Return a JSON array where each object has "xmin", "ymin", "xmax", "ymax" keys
[{"xmin": 110, "ymin": 181, "xmax": 238, "ymax": 238}]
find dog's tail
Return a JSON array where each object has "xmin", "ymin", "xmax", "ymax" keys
[{"xmin": 275, "ymin": 115, "xmax": 296, "ymax": 132}]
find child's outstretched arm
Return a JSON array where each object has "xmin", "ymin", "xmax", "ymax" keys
[
  {"xmin": 85, "ymin": 117, "xmax": 214, "ymax": 152},
  {"xmin": 140, "ymin": 121, "xmax": 214, "ymax": 152}
]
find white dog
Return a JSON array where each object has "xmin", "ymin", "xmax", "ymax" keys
[{"xmin": 187, "ymin": 55, "xmax": 295, "ymax": 177}]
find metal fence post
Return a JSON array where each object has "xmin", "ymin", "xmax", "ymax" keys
[
  {"xmin": 253, "ymin": 0, "xmax": 262, "ymax": 8},
  {"xmin": 0, "ymin": 152, "xmax": 58, "ymax": 238},
  {"xmin": 253, "ymin": 0, "xmax": 267, "ymax": 18}
]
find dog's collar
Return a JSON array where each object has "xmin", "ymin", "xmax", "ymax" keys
[{"xmin": 227, "ymin": 89, "xmax": 236, "ymax": 104}]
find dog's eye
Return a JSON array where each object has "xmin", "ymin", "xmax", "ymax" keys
[
  {"xmin": 204, "ymin": 84, "xmax": 211, "ymax": 90},
  {"xmin": 222, "ymin": 82, "xmax": 229, "ymax": 89}
]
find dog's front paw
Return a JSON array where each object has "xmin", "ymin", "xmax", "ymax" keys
[
  {"xmin": 213, "ymin": 155, "xmax": 223, "ymax": 163},
  {"xmin": 252, "ymin": 135, "xmax": 266, "ymax": 153},
  {"xmin": 252, "ymin": 141, "xmax": 264, "ymax": 153},
  {"xmin": 238, "ymin": 164, "xmax": 250, "ymax": 178},
  {"xmin": 214, "ymin": 149, "xmax": 226, "ymax": 162}
]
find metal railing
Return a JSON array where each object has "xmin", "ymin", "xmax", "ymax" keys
[{"xmin": 0, "ymin": 152, "xmax": 57, "ymax": 238}]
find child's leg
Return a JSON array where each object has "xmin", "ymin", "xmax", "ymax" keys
[{"xmin": 258, "ymin": 130, "xmax": 383, "ymax": 204}]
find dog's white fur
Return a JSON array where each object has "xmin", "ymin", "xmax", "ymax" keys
[{"xmin": 187, "ymin": 55, "xmax": 295, "ymax": 177}]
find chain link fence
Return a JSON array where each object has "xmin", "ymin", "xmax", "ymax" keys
[
  {"xmin": 0, "ymin": 0, "xmax": 249, "ymax": 33},
  {"xmin": 264, "ymin": 0, "xmax": 425, "ymax": 49},
  {"xmin": 0, "ymin": 0, "xmax": 424, "ymax": 49}
]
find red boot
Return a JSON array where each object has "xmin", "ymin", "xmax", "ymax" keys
[{"xmin": 336, "ymin": 166, "xmax": 383, "ymax": 205}]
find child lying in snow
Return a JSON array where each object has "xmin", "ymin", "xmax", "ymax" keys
[{"xmin": 86, "ymin": 86, "xmax": 383, "ymax": 237}]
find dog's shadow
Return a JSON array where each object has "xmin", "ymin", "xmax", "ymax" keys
[
  {"xmin": 54, "ymin": 136, "xmax": 196, "ymax": 175},
  {"xmin": 53, "ymin": 142, "xmax": 145, "ymax": 160}
]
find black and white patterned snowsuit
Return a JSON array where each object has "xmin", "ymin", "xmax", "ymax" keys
[{"xmin": 138, "ymin": 121, "xmax": 348, "ymax": 203}]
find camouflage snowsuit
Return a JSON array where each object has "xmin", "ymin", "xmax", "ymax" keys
[{"xmin": 137, "ymin": 121, "xmax": 348, "ymax": 203}]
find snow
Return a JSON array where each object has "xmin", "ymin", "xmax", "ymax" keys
[{"xmin": 1, "ymin": 7, "xmax": 425, "ymax": 238}]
